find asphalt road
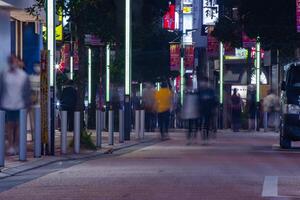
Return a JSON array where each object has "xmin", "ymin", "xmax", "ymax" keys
[{"xmin": 0, "ymin": 130, "xmax": 300, "ymax": 200}]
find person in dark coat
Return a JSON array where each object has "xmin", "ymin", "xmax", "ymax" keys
[
  {"xmin": 60, "ymin": 80, "xmax": 77, "ymax": 131},
  {"xmin": 231, "ymin": 88, "xmax": 242, "ymax": 132}
]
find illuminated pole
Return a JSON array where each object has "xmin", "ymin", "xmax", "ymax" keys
[
  {"xmin": 106, "ymin": 44, "xmax": 110, "ymax": 103},
  {"xmin": 47, "ymin": 0, "xmax": 56, "ymax": 155},
  {"xmin": 219, "ymin": 42, "xmax": 224, "ymax": 129},
  {"xmin": 180, "ymin": 51, "xmax": 184, "ymax": 105},
  {"xmin": 70, "ymin": 56, "xmax": 74, "ymax": 80},
  {"xmin": 124, "ymin": 0, "xmax": 132, "ymax": 140},
  {"xmin": 88, "ymin": 48, "xmax": 92, "ymax": 104},
  {"xmin": 255, "ymin": 37, "xmax": 261, "ymax": 103},
  {"xmin": 255, "ymin": 36, "xmax": 261, "ymax": 131},
  {"xmin": 125, "ymin": 0, "xmax": 132, "ymax": 96}
]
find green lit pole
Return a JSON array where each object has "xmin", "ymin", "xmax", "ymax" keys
[
  {"xmin": 219, "ymin": 42, "xmax": 224, "ymax": 129},
  {"xmin": 180, "ymin": 52, "xmax": 184, "ymax": 105},
  {"xmin": 124, "ymin": 0, "xmax": 132, "ymax": 140},
  {"xmin": 255, "ymin": 37, "xmax": 261, "ymax": 131},
  {"xmin": 255, "ymin": 37, "xmax": 261, "ymax": 103},
  {"xmin": 88, "ymin": 48, "xmax": 92, "ymax": 104},
  {"xmin": 106, "ymin": 44, "xmax": 110, "ymax": 103},
  {"xmin": 47, "ymin": 0, "xmax": 56, "ymax": 155}
]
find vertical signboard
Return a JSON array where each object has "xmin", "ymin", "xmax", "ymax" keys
[
  {"xmin": 207, "ymin": 33, "xmax": 219, "ymax": 57},
  {"xmin": 170, "ymin": 43, "xmax": 181, "ymax": 71},
  {"xmin": 203, "ymin": 0, "xmax": 219, "ymax": 25},
  {"xmin": 40, "ymin": 50, "xmax": 48, "ymax": 146},
  {"xmin": 184, "ymin": 44, "xmax": 195, "ymax": 70},
  {"xmin": 73, "ymin": 40, "xmax": 79, "ymax": 70},
  {"xmin": 163, "ymin": 4, "xmax": 176, "ymax": 30},
  {"xmin": 297, "ymin": 0, "xmax": 300, "ymax": 32}
]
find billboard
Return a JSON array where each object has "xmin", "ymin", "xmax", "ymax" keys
[
  {"xmin": 297, "ymin": 0, "xmax": 300, "ymax": 32},
  {"xmin": 170, "ymin": 43, "xmax": 181, "ymax": 71},
  {"xmin": 203, "ymin": 0, "xmax": 219, "ymax": 25}
]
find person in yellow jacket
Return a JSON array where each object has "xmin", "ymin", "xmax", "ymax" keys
[{"xmin": 155, "ymin": 81, "xmax": 173, "ymax": 140}]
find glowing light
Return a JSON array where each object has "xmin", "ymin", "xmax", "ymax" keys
[{"xmin": 47, "ymin": 0, "xmax": 55, "ymax": 87}]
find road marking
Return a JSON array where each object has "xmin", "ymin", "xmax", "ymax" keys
[{"xmin": 262, "ymin": 176, "xmax": 278, "ymax": 197}]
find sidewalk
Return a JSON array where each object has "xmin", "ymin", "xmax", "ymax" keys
[{"xmin": 0, "ymin": 130, "xmax": 159, "ymax": 179}]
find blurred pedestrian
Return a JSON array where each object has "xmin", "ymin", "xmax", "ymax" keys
[
  {"xmin": 155, "ymin": 81, "xmax": 172, "ymax": 140},
  {"xmin": 231, "ymin": 88, "xmax": 242, "ymax": 132},
  {"xmin": 246, "ymin": 85, "xmax": 256, "ymax": 131},
  {"xmin": 60, "ymin": 79, "xmax": 77, "ymax": 132},
  {"xmin": 263, "ymin": 90, "xmax": 280, "ymax": 132},
  {"xmin": 0, "ymin": 55, "xmax": 31, "ymax": 155},
  {"xmin": 142, "ymin": 83, "xmax": 156, "ymax": 132},
  {"xmin": 181, "ymin": 90, "xmax": 200, "ymax": 145},
  {"xmin": 198, "ymin": 77, "xmax": 217, "ymax": 141}
]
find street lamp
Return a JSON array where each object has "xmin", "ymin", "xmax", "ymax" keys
[
  {"xmin": 255, "ymin": 36, "xmax": 261, "ymax": 131},
  {"xmin": 124, "ymin": 0, "xmax": 132, "ymax": 140},
  {"xmin": 106, "ymin": 44, "xmax": 110, "ymax": 103},
  {"xmin": 46, "ymin": 0, "xmax": 56, "ymax": 155},
  {"xmin": 219, "ymin": 42, "xmax": 224, "ymax": 129},
  {"xmin": 88, "ymin": 48, "xmax": 92, "ymax": 104}
]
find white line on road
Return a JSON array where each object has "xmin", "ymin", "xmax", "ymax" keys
[{"xmin": 262, "ymin": 176, "xmax": 278, "ymax": 197}]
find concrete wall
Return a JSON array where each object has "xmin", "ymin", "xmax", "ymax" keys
[{"xmin": 0, "ymin": 9, "xmax": 10, "ymax": 71}]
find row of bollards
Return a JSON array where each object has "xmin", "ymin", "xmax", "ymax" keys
[
  {"xmin": 0, "ymin": 107, "xmax": 42, "ymax": 167},
  {"xmin": 60, "ymin": 111, "xmax": 81, "ymax": 154},
  {"xmin": 0, "ymin": 107, "xmax": 145, "ymax": 167}
]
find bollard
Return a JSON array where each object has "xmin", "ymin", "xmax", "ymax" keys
[
  {"xmin": 135, "ymin": 110, "xmax": 140, "ymax": 139},
  {"xmin": 264, "ymin": 112, "xmax": 268, "ymax": 132},
  {"xmin": 74, "ymin": 112, "xmax": 80, "ymax": 154},
  {"xmin": 119, "ymin": 109, "xmax": 125, "ymax": 143},
  {"xmin": 96, "ymin": 110, "xmax": 102, "ymax": 148},
  {"xmin": 34, "ymin": 106, "xmax": 42, "ymax": 158},
  {"xmin": 0, "ymin": 111, "xmax": 5, "ymax": 167},
  {"xmin": 61, "ymin": 111, "xmax": 68, "ymax": 154},
  {"xmin": 140, "ymin": 110, "xmax": 145, "ymax": 140},
  {"xmin": 108, "ymin": 110, "xmax": 114, "ymax": 145},
  {"xmin": 19, "ymin": 109, "xmax": 27, "ymax": 161}
]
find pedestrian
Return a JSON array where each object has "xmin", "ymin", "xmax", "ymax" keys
[
  {"xmin": 231, "ymin": 88, "xmax": 242, "ymax": 132},
  {"xmin": 198, "ymin": 77, "xmax": 217, "ymax": 141},
  {"xmin": 181, "ymin": 90, "xmax": 200, "ymax": 145},
  {"xmin": 263, "ymin": 90, "xmax": 280, "ymax": 132},
  {"xmin": 155, "ymin": 81, "xmax": 173, "ymax": 140},
  {"xmin": 142, "ymin": 83, "xmax": 156, "ymax": 132},
  {"xmin": 246, "ymin": 85, "xmax": 256, "ymax": 131},
  {"xmin": 60, "ymin": 79, "xmax": 77, "ymax": 132},
  {"xmin": 0, "ymin": 55, "xmax": 31, "ymax": 155}
]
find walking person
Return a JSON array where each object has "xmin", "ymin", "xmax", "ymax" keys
[
  {"xmin": 155, "ymin": 82, "xmax": 173, "ymax": 140},
  {"xmin": 198, "ymin": 77, "xmax": 217, "ymax": 141},
  {"xmin": 247, "ymin": 85, "xmax": 256, "ymax": 131},
  {"xmin": 60, "ymin": 79, "xmax": 77, "ymax": 132},
  {"xmin": 263, "ymin": 90, "xmax": 280, "ymax": 132},
  {"xmin": 142, "ymin": 83, "xmax": 156, "ymax": 132},
  {"xmin": 231, "ymin": 88, "xmax": 242, "ymax": 132},
  {"xmin": 0, "ymin": 55, "xmax": 31, "ymax": 155},
  {"xmin": 181, "ymin": 91, "xmax": 200, "ymax": 145}
]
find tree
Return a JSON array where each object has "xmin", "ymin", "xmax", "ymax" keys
[{"xmin": 213, "ymin": 0, "xmax": 300, "ymax": 54}]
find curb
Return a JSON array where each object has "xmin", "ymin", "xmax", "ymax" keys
[{"xmin": 0, "ymin": 138, "xmax": 157, "ymax": 180}]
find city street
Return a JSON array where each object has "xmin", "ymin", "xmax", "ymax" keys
[{"xmin": 0, "ymin": 130, "xmax": 300, "ymax": 199}]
